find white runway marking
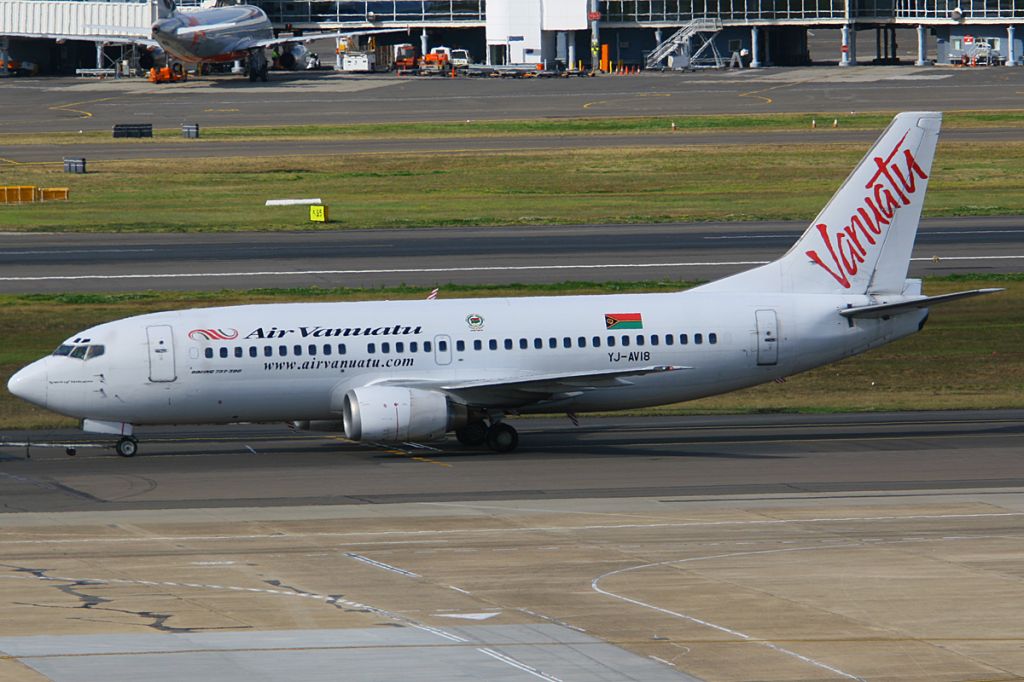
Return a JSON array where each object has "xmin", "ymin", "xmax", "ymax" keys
[
  {"xmin": 344, "ymin": 552, "xmax": 421, "ymax": 578},
  {"xmin": 0, "ymin": 255, "xmax": 1021, "ymax": 283},
  {"xmin": 592, "ymin": 545, "xmax": 868, "ymax": 681},
  {"xmin": 477, "ymin": 647, "xmax": 564, "ymax": 682},
  {"xmin": 0, "ymin": 248, "xmax": 156, "ymax": 255}
]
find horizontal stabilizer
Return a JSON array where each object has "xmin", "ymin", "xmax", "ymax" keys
[{"xmin": 839, "ymin": 288, "xmax": 1003, "ymax": 319}]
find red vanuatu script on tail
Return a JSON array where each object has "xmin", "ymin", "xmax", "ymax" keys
[{"xmin": 805, "ymin": 131, "xmax": 929, "ymax": 288}]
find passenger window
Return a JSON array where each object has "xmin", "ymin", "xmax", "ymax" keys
[
  {"xmin": 408, "ymin": 342, "xmax": 416, "ymax": 353},
  {"xmin": 504, "ymin": 339, "xmax": 513, "ymax": 350},
  {"xmin": 592, "ymin": 336, "xmax": 601, "ymax": 348},
  {"xmin": 709, "ymin": 333, "xmax": 718, "ymax": 345},
  {"xmin": 636, "ymin": 335, "xmax": 645, "ymax": 346},
  {"xmin": 519, "ymin": 338, "xmax": 528, "ymax": 349},
  {"xmin": 651, "ymin": 335, "xmax": 660, "ymax": 346},
  {"xmin": 205, "ymin": 348, "xmax": 214, "ymax": 359},
  {"xmin": 607, "ymin": 336, "xmax": 616, "ymax": 347},
  {"xmin": 264, "ymin": 346, "xmax": 272, "ymax": 357},
  {"xmin": 324, "ymin": 344, "xmax": 332, "ymax": 356},
  {"xmin": 53, "ymin": 345, "xmax": 73, "ymax": 357},
  {"xmin": 368, "ymin": 343, "xmax": 376, "ymax": 354},
  {"xmin": 382, "ymin": 342, "xmax": 391, "ymax": 353},
  {"xmin": 534, "ymin": 338, "xmax": 543, "ymax": 349},
  {"xmin": 563, "ymin": 337, "xmax": 571, "ymax": 348},
  {"xmin": 308, "ymin": 344, "xmax": 317, "ymax": 355},
  {"xmin": 621, "ymin": 336, "xmax": 630, "ymax": 347},
  {"xmin": 396, "ymin": 342, "xmax": 405, "ymax": 353},
  {"xmin": 474, "ymin": 339, "xmax": 483, "ymax": 351},
  {"xmin": 86, "ymin": 345, "xmax": 105, "ymax": 360},
  {"xmin": 424, "ymin": 341, "xmax": 432, "ymax": 352},
  {"xmin": 249, "ymin": 347, "xmax": 257, "ymax": 358},
  {"xmin": 438, "ymin": 340, "xmax": 448, "ymax": 352},
  {"xmin": 70, "ymin": 346, "xmax": 88, "ymax": 359},
  {"xmin": 680, "ymin": 334, "xmax": 689, "ymax": 345},
  {"xmin": 578, "ymin": 336, "xmax": 587, "ymax": 348},
  {"xmin": 339, "ymin": 343, "xmax": 347, "ymax": 355},
  {"xmin": 695, "ymin": 334, "xmax": 703, "ymax": 345},
  {"xmin": 548, "ymin": 338, "xmax": 557, "ymax": 349},
  {"xmin": 294, "ymin": 345, "xmax": 303, "ymax": 356},
  {"xmin": 234, "ymin": 347, "xmax": 243, "ymax": 358},
  {"xmin": 489, "ymin": 339, "xmax": 498, "ymax": 351},
  {"xmin": 279, "ymin": 345, "xmax": 287, "ymax": 356},
  {"xmin": 219, "ymin": 347, "xmax": 228, "ymax": 358},
  {"xmin": 665, "ymin": 334, "xmax": 674, "ymax": 346},
  {"xmin": 456, "ymin": 340, "xmax": 465, "ymax": 352}
]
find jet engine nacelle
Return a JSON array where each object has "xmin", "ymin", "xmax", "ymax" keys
[{"xmin": 342, "ymin": 386, "xmax": 466, "ymax": 442}]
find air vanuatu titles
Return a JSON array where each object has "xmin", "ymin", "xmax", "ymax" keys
[{"xmin": 244, "ymin": 324, "xmax": 424, "ymax": 340}]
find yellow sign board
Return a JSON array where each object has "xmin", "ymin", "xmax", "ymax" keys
[{"xmin": 309, "ymin": 205, "xmax": 328, "ymax": 222}]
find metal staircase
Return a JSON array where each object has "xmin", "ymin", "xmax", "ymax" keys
[{"xmin": 645, "ymin": 18, "xmax": 724, "ymax": 70}]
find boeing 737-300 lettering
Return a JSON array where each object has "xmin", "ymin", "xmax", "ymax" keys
[{"xmin": 6, "ymin": 112, "xmax": 1002, "ymax": 457}]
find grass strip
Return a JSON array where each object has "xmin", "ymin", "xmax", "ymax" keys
[
  {"xmin": 2, "ymin": 276, "xmax": 1021, "ymax": 430},
  {"xmin": 4, "ymin": 141, "xmax": 1024, "ymax": 232},
  {"xmin": 3, "ymin": 110, "xmax": 1024, "ymax": 145}
]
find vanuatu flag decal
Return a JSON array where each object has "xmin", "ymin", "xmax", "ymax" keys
[{"xmin": 605, "ymin": 312, "xmax": 643, "ymax": 330}]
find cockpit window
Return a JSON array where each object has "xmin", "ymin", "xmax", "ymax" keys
[{"xmin": 53, "ymin": 344, "xmax": 105, "ymax": 360}]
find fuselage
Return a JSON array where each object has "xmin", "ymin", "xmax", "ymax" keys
[
  {"xmin": 7, "ymin": 289, "xmax": 925, "ymax": 427},
  {"xmin": 151, "ymin": 5, "xmax": 273, "ymax": 62}
]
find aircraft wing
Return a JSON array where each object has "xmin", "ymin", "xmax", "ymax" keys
[
  {"xmin": 376, "ymin": 365, "xmax": 690, "ymax": 408},
  {"xmin": 246, "ymin": 28, "xmax": 399, "ymax": 50},
  {"xmin": 839, "ymin": 288, "xmax": 1004, "ymax": 319}
]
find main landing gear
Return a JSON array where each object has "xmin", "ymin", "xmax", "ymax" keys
[
  {"xmin": 455, "ymin": 420, "xmax": 518, "ymax": 453},
  {"xmin": 115, "ymin": 436, "xmax": 139, "ymax": 457},
  {"xmin": 247, "ymin": 50, "xmax": 269, "ymax": 82}
]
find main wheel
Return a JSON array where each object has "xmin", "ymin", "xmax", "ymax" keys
[
  {"xmin": 455, "ymin": 421, "xmax": 488, "ymax": 447},
  {"xmin": 115, "ymin": 437, "xmax": 138, "ymax": 457},
  {"xmin": 485, "ymin": 423, "xmax": 518, "ymax": 453}
]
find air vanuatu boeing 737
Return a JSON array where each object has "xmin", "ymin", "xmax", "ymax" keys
[{"xmin": 7, "ymin": 112, "xmax": 1001, "ymax": 457}]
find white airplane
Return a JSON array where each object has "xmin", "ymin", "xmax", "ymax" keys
[{"xmin": 7, "ymin": 112, "xmax": 1001, "ymax": 457}]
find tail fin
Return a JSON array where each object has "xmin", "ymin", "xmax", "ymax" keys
[{"xmin": 702, "ymin": 112, "xmax": 942, "ymax": 295}]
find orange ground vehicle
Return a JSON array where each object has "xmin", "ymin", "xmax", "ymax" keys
[
  {"xmin": 392, "ymin": 44, "xmax": 417, "ymax": 71},
  {"xmin": 148, "ymin": 64, "xmax": 187, "ymax": 83}
]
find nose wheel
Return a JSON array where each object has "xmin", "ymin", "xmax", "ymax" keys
[{"xmin": 115, "ymin": 437, "xmax": 139, "ymax": 457}]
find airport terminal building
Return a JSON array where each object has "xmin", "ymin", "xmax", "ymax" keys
[{"xmin": 1, "ymin": 0, "xmax": 1022, "ymax": 72}]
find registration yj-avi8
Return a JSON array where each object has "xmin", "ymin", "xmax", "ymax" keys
[{"xmin": 7, "ymin": 112, "xmax": 1001, "ymax": 456}]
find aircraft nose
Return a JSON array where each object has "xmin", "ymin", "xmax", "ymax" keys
[{"xmin": 7, "ymin": 358, "xmax": 47, "ymax": 408}]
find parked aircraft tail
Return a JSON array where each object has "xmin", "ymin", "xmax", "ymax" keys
[{"xmin": 701, "ymin": 111, "xmax": 942, "ymax": 296}]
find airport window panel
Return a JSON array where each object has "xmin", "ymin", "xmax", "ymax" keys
[
  {"xmin": 205, "ymin": 348, "xmax": 214, "ymax": 359},
  {"xmin": 489, "ymin": 339, "xmax": 498, "ymax": 351},
  {"xmin": 563, "ymin": 337, "xmax": 572, "ymax": 349},
  {"xmin": 622, "ymin": 336, "xmax": 631, "ymax": 347},
  {"xmin": 578, "ymin": 336, "xmax": 587, "ymax": 348},
  {"xmin": 368, "ymin": 343, "xmax": 376, "ymax": 354},
  {"xmin": 520, "ymin": 338, "xmax": 528, "ymax": 349},
  {"xmin": 651, "ymin": 335, "xmax": 660, "ymax": 346},
  {"xmin": 324, "ymin": 344, "xmax": 332, "ymax": 356},
  {"xmin": 709, "ymin": 333, "xmax": 718, "ymax": 345},
  {"xmin": 695, "ymin": 334, "xmax": 703, "ymax": 345},
  {"xmin": 220, "ymin": 347, "xmax": 229, "ymax": 358},
  {"xmin": 548, "ymin": 338, "xmax": 558, "ymax": 349},
  {"xmin": 456, "ymin": 340, "xmax": 465, "ymax": 352},
  {"xmin": 505, "ymin": 339, "xmax": 513, "ymax": 350},
  {"xmin": 592, "ymin": 336, "xmax": 602, "ymax": 347},
  {"xmin": 382, "ymin": 342, "xmax": 391, "ymax": 353},
  {"xmin": 607, "ymin": 336, "xmax": 616, "ymax": 347},
  {"xmin": 474, "ymin": 339, "xmax": 483, "ymax": 351},
  {"xmin": 534, "ymin": 338, "xmax": 543, "ymax": 349},
  {"xmin": 438, "ymin": 340, "xmax": 448, "ymax": 352},
  {"xmin": 294, "ymin": 345, "xmax": 303, "ymax": 356},
  {"xmin": 408, "ymin": 342, "xmax": 416, "ymax": 353},
  {"xmin": 249, "ymin": 347, "xmax": 257, "ymax": 358},
  {"xmin": 680, "ymin": 334, "xmax": 688, "ymax": 345},
  {"xmin": 396, "ymin": 342, "xmax": 405, "ymax": 353},
  {"xmin": 234, "ymin": 347, "xmax": 243, "ymax": 358},
  {"xmin": 279, "ymin": 345, "xmax": 287, "ymax": 356},
  {"xmin": 424, "ymin": 341, "xmax": 432, "ymax": 352}
]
